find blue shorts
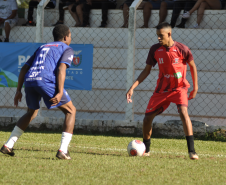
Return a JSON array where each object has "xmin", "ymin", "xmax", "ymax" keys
[{"xmin": 25, "ymin": 86, "xmax": 71, "ymax": 110}]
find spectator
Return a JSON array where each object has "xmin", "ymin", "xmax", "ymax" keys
[
  {"xmin": 82, "ymin": 0, "xmax": 117, "ymax": 28},
  {"xmin": 121, "ymin": 0, "xmax": 161, "ymax": 28},
  {"xmin": 68, "ymin": 0, "xmax": 86, "ymax": 27},
  {"xmin": 182, "ymin": 0, "xmax": 224, "ymax": 28},
  {"xmin": 155, "ymin": 0, "xmax": 174, "ymax": 27},
  {"xmin": 52, "ymin": 0, "xmax": 75, "ymax": 26},
  {"xmin": 0, "ymin": 0, "xmax": 18, "ymax": 42},
  {"xmin": 170, "ymin": 0, "xmax": 196, "ymax": 28},
  {"xmin": 23, "ymin": 0, "xmax": 56, "ymax": 26}
]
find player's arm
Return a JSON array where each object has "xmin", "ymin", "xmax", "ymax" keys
[
  {"xmin": 188, "ymin": 60, "xmax": 198, "ymax": 100},
  {"xmin": 126, "ymin": 64, "xmax": 152, "ymax": 103},
  {"xmin": 14, "ymin": 64, "xmax": 30, "ymax": 107},
  {"xmin": 50, "ymin": 48, "xmax": 73, "ymax": 106},
  {"xmin": 50, "ymin": 63, "xmax": 67, "ymax": 106}
]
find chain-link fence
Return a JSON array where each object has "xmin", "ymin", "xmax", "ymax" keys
[{"xmin": 0, "ymin": 0, "xmax": 226, "ymax": 126}]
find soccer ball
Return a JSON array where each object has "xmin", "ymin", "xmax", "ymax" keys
[{"xmin": 127, "ymin": 140, "xmax": 146, "ymax": 156}]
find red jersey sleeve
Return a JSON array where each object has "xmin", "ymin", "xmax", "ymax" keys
[
  {"xmin": 185, "ymin": 48, "xmax": 194, "ymax": 63},
  {"xmin": 146, "ymin": 44, "xmax": 161, "ymax": 67},
  {"xmin": 175, "ymin": 42, "xmax": 194, "ymax": 63}
]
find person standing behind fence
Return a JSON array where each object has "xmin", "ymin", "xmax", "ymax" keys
[
  {"xmin": 182, "ymin": 0, "xmax": 225, "ymax": 28},
  {"xmin": 22, "ymin": 0, "xmax": 56, "ymax": 26},
  {"xmin": 126, "ymin": 22, "xmax": 199, "ymax": 160},
  {"xmin": 82, "ymin": 0, "xmax": 117, "ymax": 27},
  {"xmin": 0, "ymin": 0, "xmax": 18, "ymax": 42},
  {"xmin": 121, "ymin": 0, "xmax": 161, "ymax": 28},
  {"xmin": 68, "ymin": 0, "xmax": 86, "ymax": 27},
  {"xmin": 0, "ymin": 25, "xmax": 76, "ymax": 160}
]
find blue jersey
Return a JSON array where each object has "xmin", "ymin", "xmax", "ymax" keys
[{"xmin": 24, "ymin": 41, "xmax": 74, "ymax": 87}]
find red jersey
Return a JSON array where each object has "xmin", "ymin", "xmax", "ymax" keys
[{"xmin": 146, "ymin": 41, "xmax": 194, "ymax": 93}]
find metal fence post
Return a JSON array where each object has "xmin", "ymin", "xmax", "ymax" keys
[
  {"xmin": 36, "ymin": 0, "xmax": 50, "ymax": 43},
  {"xmin": 35, "ymin": 0, "xmax": 49, "ymax": 116},
  {"xmin": 125, "ymin": 0, "xmax": 142, "ymax": 121}
]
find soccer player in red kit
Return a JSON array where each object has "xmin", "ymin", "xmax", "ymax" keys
[{"xmin": 126, "ymin": 22, "xmax": 199, "ymax": 160}]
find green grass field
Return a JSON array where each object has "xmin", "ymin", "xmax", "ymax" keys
[{"xmin": 0, "ymin": 131, "xmax": 226, "ymax": 185}]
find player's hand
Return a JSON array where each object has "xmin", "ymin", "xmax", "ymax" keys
[
  {"xmin": 14, "ymin": 91, "xmax": 22, "ymax": 107},
  {"xmin": 188, "ymin": 89, "xmax": 198, "ymax": 100},
  {"xmin": 49, "ymin": 93, "xmax": 63, "ymax": 106},
  {"xmin": 126, "ymin": 89, "xmax": 133, "ymax": 103}
]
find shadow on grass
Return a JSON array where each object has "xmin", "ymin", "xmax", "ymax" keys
[{"xmin": 0, "ymin": 147, "xmax": 125, "ymax": 160}]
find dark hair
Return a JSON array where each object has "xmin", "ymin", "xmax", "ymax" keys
[
  {"xmin": 156, "ymin": 22, "xmax": 172, "ymax": 30},
  {"xmin": 52, "ymin": 24, "xmax": 70, "ymax": 41}
]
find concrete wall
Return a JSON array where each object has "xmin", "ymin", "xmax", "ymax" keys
[{"xmin": 16, "ymin": 9, "xmax": 226, "ymax": 29}]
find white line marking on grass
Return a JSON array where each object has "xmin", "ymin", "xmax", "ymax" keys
[{"xmin": 2, "ymin": 141, "xmax": 226, "ymax": 158}]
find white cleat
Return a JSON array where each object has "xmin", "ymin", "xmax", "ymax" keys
[
  {"xmin": 189, "ymin": 152, "xmax": 199, "ymax": 160},
  {"xmin": 143, "ymin": 152, "xmax": 150, "ymax": 157}
]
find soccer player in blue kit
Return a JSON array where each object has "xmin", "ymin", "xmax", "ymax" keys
[{"xmin": 1, "ymin": 25, "xmax": 76, "ymax": 160}]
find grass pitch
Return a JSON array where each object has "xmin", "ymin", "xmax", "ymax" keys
[{"xmin": 0, "ymin": 131, "xmax": 226, "ymax": 185}]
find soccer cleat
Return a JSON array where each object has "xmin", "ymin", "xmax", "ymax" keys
[
  {"xmin": 189, "ymin": 152, "xmax": 199, "ymax": 160},
  {"xmin": 0, "ymin": 145, "xmax": 15, "ymax": 156},
  {"xmin": 22, "ymin": 21, "xmax": 36, "ymax": 26},
  {"xmin": 56, "ymin": 150, "xmax": 71, "ymax": 160},
  {"xmin": 182, "ymin": 11, "xmax": 190, "ymax": 19},
  {"xmin": 143, "ymin": 152, "xmax": 150, "ymax": 157}
]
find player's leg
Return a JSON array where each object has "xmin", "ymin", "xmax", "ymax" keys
[
  {"xmin": 170, "ymin": 88, "xmax": 198, "ymax": 160},
  {"xmin": 142, "ymin": 111, "xmax": 159, "ymax": 156},
  {"xmin": 143, "ymin": 92, "xmax": 170, "ymax": 156},
  {"xmin": 142, "ymin": 2, "xmax": 153, "ymax": 28},
  {"xmin": 68, "ymin": 4, "xmax": 81, "ymax": 27},
  {"xmin": 1, "ymin": 87, "xmax": 41, "ymax": 156},
  {"xmin": 122, "ymin": 3, "xmax": 129, "ymax": 28},
  {"xmin": 56, "ymin": 101, "xmax": 76, "ymax": 160},
  {"xmin": 178, "ymin": 106, "xmax": 198, "ymax": 160},
  {"xmin": 0, "ymin": 108, "xmax": 39, "ymax": 156},
  {"xmin": 76, "ymin": 4, "xmax": 84, "ymax": 26},
  {"xmin": 4, "ymin": 22, "xmax": 11, "ymax": 42},
  {"xmin": 157, "ymin": 1, "xmax": 167, "ymax": 26},
  {"xmin": 41, "ymin": 86, "xmax": 76, "ymax": 160},
  {"xmin": 196, "ymin": 2, "xmax": 210, "ymax": 26},
  {"xmin": 4, "ymin": 19, "xmax": 17, "ymax": 42}
]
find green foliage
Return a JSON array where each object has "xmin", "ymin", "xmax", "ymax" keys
[
  {"xmin": 0, "ymin": 132, "xmax": 226, "ymax": 185},
  {"xmin": 203, "ymin": 129, "xmax": 226, "ymax": 142},
  {"xmin": 17, "ymin": 0, "xmax": 29, "ymax": 8}
]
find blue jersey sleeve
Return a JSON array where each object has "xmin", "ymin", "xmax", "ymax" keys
[{"xmin": 60, "ymin": 47, "xmax": 74, "ymax": 68}]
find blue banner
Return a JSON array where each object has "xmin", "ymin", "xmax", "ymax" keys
[{"xmin": 0, "ymin": 43, "xmax": 93, "ymax": 90}]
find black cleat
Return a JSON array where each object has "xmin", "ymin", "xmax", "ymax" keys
[
  {"xmin": 56, "ymin": 150, "xmax": 71, "ymax": 160},
  {"xmin": 0, "ymin": 145, "xmax": 15, "ymax": 156}
]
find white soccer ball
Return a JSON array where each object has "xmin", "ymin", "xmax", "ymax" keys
[{"xmin": 127, "ymin": 140, "xmax": 146, "ymax": 156}]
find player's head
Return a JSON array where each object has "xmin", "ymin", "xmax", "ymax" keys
[
  {"xmin": 52, "ymin": 24, "xmax": 71, "ymax": 45},
  {"xmin": 156, "ymin": 22, "xmax": 172, "ymax": 46}
]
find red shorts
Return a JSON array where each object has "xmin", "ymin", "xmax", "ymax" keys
[{"xmin": 145, "ymin": 88, "xmax": 188, "ymax": 116}]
